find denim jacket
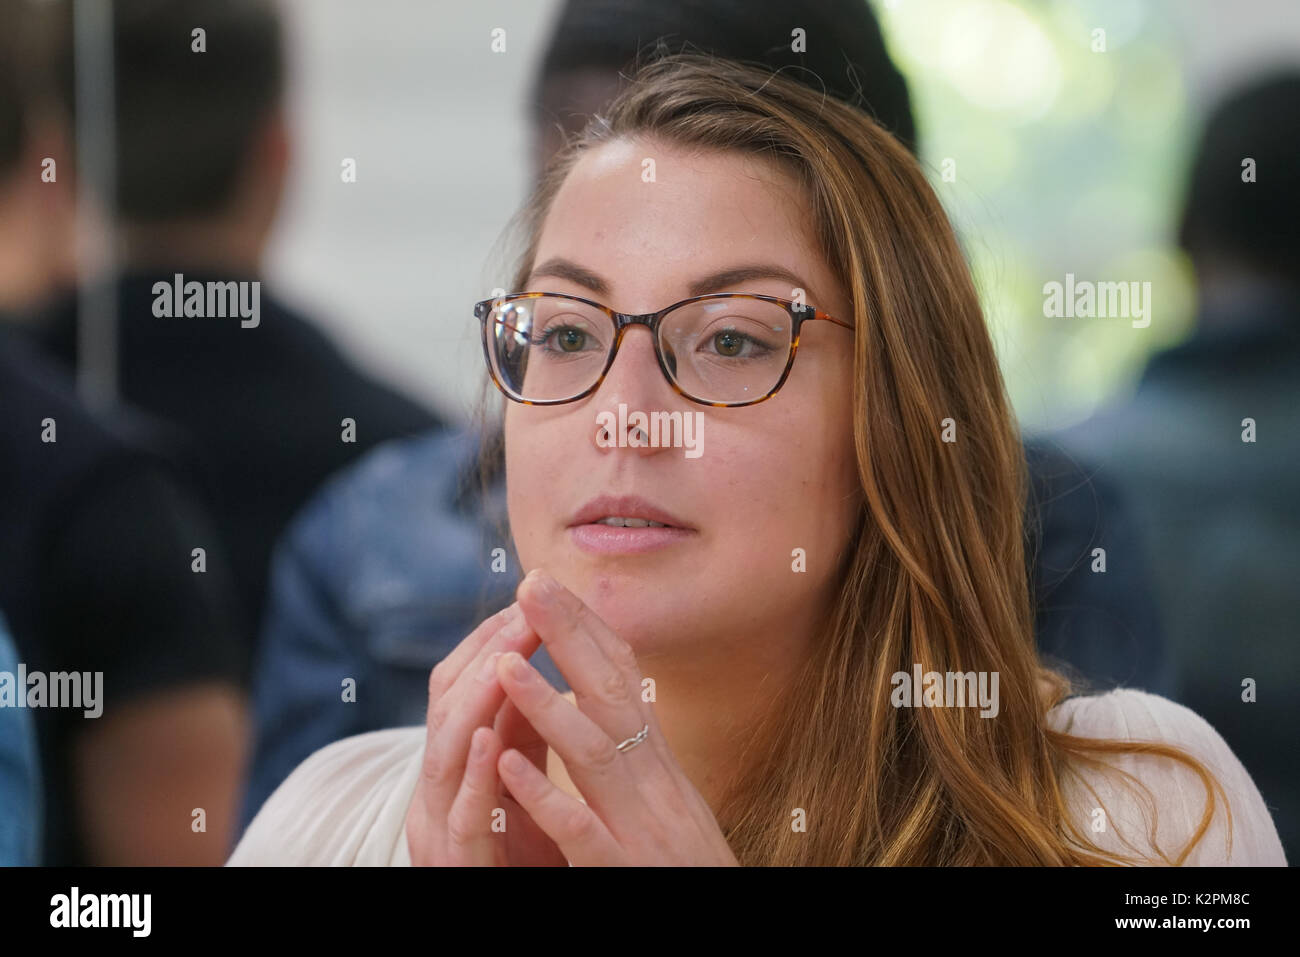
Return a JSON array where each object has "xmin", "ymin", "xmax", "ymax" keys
[{"xmin": 237, "ymin": 429, "xmax": 567, "ymax": 835}]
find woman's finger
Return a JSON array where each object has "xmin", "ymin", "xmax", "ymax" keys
[
  {"xmin": 515, "ymin": 571, "xmax": 663, "ymax": 773},
  {"xmin": 496, "ymin": 745, "xmax": 623, "ymax": 866},
  {"xmin": 445, "ymin": 726, "xmax": 506, "ymax": 865},
  {"xmin": 518, "ymin": 572, "xmax": 642, "ymax": 686},
  {"xmin": 495, "ymin": 650, "xmax": 645, "ymax": 824},
  {"xmin": 494, "ymin": 695, "xmax": 549, "ymax": 773},
  {"xmin": 426, "ymin": 602, "xmax": 519, "ymax": 705},
  {"xmin": 420, "ymin": 611, "xmax": 540, "ymax": 814}
]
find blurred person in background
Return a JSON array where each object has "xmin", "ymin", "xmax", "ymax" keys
[
  {"xmin": 23, "ymin": 0, "xmax": 443, "ymax": 658},
  {"xmin": 0, "ymin": 0, "xmax": 249, "ymax": 864},
  {"xmin": 0, "ymin": 612, "xmax": 40, "ymax": 867},
  {"xmin": 237, "ymin": 0, "xmax": 1168, "ymax": 838},
  {"xmin": 1058, "ymin": 71, "xmax": 1300, "ymax": 862}
]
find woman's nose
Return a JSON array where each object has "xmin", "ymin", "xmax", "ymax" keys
[
  {"xmin": 594, "ymin": 325, "xmax": 671, "ymax": 407},
  {"xmin": 589, "ymin": 327, "xmax": 681, "ymax": 455}
]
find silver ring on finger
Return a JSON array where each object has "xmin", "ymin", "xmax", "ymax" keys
[{"xmin": 614, "ymin": 723, "xmax": 650, "ymax": 754}]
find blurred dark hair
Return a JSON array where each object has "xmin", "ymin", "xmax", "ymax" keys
[
  {"xmin": 1177, "ymin": 70, "xmax": 1300, "ymax": 280},
  {"xmin": 0, "ymin": 0, "xmax": 64, "ymax": 179},
  {"xmin": 533, "ymin": 0, "xmax": 917, "ymax": 155},
  {"xmin": 53, "ymin": 0, "xmax": 284, "ymax": 221},
  {"xmin": 0, "ymin": 25, "xmax": 22, "ymax": 179}
]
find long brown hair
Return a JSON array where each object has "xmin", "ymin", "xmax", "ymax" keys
[{"xmin": 480, "ymin": 52, "xmax": 1229, "ymax": 865}]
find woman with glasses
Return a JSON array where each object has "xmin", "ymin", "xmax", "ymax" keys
[{"xmin": 229, "ymin": 53, "xmax": 1284, "ymax": 866}]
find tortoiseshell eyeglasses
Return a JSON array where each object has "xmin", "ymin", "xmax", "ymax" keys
[{"xmin": 474, "ymin": 291, "xmax": 852, "ymax": 408}]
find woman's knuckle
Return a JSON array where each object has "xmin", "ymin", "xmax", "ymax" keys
[
  {"xmin": 562, "ymin": 803, "xmax": 597, "ymax": 842},
  {"xmin": 445, "ymin": 807, "xmax": 478, "ymax": 847},
  {"xmin": 428, "ymin": 700, "xmax": 454, "ymax": 735},
  {"xmin": 422, "ymin": 743, "xmax": 455, "ymax": 784},
  {"xmin": 570, "ymin": 600, "xmax": 594, "ymax": 630},
  {"xmin": 428, "ymin": 660, "xmax": 452, "ymax": 699},
  {"xmin": 579, "ymin": 735, "xmax": 619, "ymax": 771},
  {"xmin": 600, "ymin": 667, "xmax": 630, "ymax": 704},
  {"xmin": 610, "ymin": 639, "xmax": 639, "ymax": 674}
]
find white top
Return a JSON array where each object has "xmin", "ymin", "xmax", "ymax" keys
[{"xmin": 226, "ymin": 688, "xmax": 1287, "ymax": 866}]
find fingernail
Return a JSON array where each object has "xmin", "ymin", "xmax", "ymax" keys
[
  {"xmin": 475, "ymin": 652, "xmax": 503, "ymax": 684},
  {"xmin": 528, "ymin": 569, "xmax": 561, "ymax": 605},
  {"xmin": 502, "ymin": 749, "xmax": 527, "ymax": 774},
  {"xmin": 503, "ymin": 609, "xmax": 532, "ymax": 641},
  {"xmin": 504, "ymin": 651, "xmax": 533, "ymax": 682},
  {"xmin": 471, "ymin": 727, "xmax": 488, "ymax": 760}
]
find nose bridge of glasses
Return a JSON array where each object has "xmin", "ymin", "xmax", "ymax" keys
[
  {"xmin": 607, "ymin": 315, "xmax": 663, "ymax": 373},
  {"xmin": 579, "ymin": 314, "xmax": 668, "ymax": 410},
  {"xmin": 612, "ymin": 310, "xmax": 662, "ymax": 335}
]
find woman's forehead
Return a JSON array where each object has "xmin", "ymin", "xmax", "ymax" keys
[
  {"xmin": 552, "ymin": 136, "xmax": 807, "ymax": 222},
  {"xmin": 535, "ymin": 139, "xmax": 836, "ymax": 306}
]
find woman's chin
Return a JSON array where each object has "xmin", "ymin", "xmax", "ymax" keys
[
  {"xmin": 571, "ymin": 596, "xmax": 681, "ymax": 656},
  {"xmin": 537, "ymin": 566, "xmax": 700, "ymax": 651},
  {"xmin": 581, "ymin": 602, "xmax": 660, "ymax": 640}
]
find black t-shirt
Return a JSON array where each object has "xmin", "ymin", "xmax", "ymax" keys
[
  {"xmin": 0, "ymin": 327, "xmax": 247, "ymax": 865},
  {"xmin": 28, "ymin": 272, "xmax": 442, "ymax": 634}
]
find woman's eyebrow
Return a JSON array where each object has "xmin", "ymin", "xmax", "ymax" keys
[
  {"xmin": 526, "ymin": 257, "xmax": 818, "ymax": 303},
  {"xmin": 526, "ymin": 258, "xmax": 610, "ymax": 296}
]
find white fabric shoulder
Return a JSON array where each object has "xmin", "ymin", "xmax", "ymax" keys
[
  {"xmin": 227, "ymin": 727, "xmax": 425, "ymax": 866},
  {"xmin": 227, "ymin": 690, "xmax": 1287, "ymax": 866},
  {"xmin": 1046, "ymin": 688, "xmax": 1286, "ymax": 866}
]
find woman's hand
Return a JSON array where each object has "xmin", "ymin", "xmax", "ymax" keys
[
  {"xmin": 404, "ymin": 602, "xmax": 567, "ymax": 866},
  {"xmin": 489, "ymin": 569, "xmax": 740, "ymax": 866}
]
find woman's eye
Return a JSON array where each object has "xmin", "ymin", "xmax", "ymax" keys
[
  {"xmin": 705, "ymin": 327, "xmax": 770, "ymax": 358},
  {"xmin": 537, "ymin": 325, "xmax": 590, "ymax": 352}
]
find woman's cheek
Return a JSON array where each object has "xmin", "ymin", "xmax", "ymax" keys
[
  {"xmin": 504, "ymin": 417, "xmax": 543, "ymax": 569},
  {"xmin": 508, "ymin": 413, "xmax": 581, "ymax": 565}
]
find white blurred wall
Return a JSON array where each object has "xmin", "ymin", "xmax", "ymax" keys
[{"xmin": 266, "ymin": 0, "xmax": 559, "ymax": 424}]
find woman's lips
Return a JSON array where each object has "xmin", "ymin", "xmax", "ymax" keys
[{"xmin": 568, "ymin": 523, "xmax": 695, "ymax": 554}]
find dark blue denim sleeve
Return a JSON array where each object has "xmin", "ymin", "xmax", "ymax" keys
[{"xmin": 0, "ymin": 617, "xmax": 41, "ymax": 866}]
